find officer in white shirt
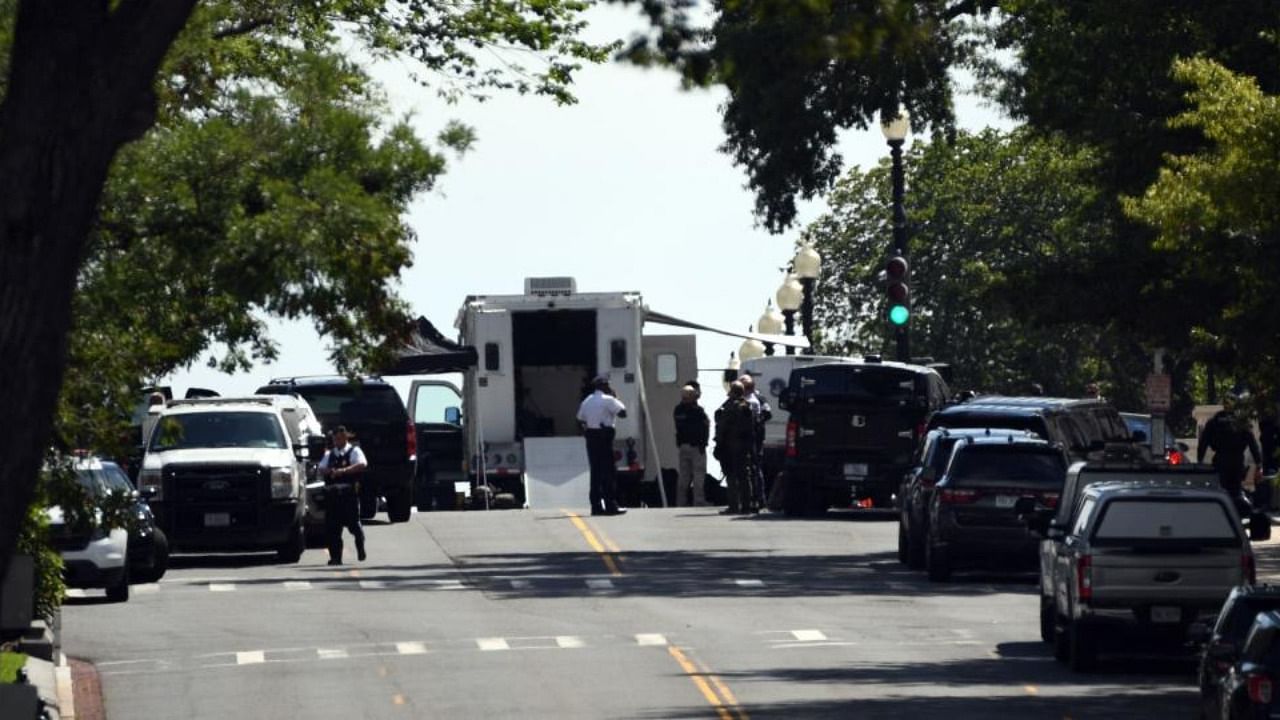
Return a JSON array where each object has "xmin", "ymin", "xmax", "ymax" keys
[
  {"xmin": 577, "ymin": 375, "xmax": 628, "ymax": 516},
  {"xmin": 318, "ymin": 426, "xmax": 369, "ymax": 564}
]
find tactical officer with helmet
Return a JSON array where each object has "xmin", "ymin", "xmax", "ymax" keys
[
  {"xmin": 318, "ymin": 425, "xmax": 368, "ymax": 564},
  {"xmin": 1198, "ymin": 393, "xmax": 1263, "ymax": 523}
]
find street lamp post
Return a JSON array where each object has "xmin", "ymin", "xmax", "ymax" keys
[
  {"xmin": 722, "ymin": 351, "xmax": 741, "ymax": 393},
  {"xmin": 739, "ymin": 326, "xmax": 766, "ymax": 364},
  {"xmin": 776, "ymin": 274, "xmax": 803, "ymax": 356},
  {"xmin": 881, "ymin": 108, "xmax": 911, "ymax": 363},
  {"xmin": 756, "ymin": 301, "xmax": 784, "ymax": 357},
  {"xmin": 793, "ymin": 243, "xmax": 822, "ymax": 355}
]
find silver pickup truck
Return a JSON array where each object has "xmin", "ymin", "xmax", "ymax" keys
[{"xmin": 1027, "ymin": 462, "xmax": 1253, "ymax": 672}]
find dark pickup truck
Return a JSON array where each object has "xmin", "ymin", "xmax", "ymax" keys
[{"xmin": 407, "ymin": 379, "xmax": 465, "ymax": 511}]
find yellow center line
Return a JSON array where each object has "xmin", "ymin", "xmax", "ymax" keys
[
  {"xmin": 696, "ymin": 658, "xmax": 747, "ymax": 718},
  {"xmin": 667, "ymin": 645, "xmax": 734, "ymax": 720},
  {"xmin": 564, "ymin": 510, "xmax": 622, "ymax": 576}
]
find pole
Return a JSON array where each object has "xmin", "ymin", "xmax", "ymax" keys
[
  {"xmin": 782, "ymin": 310, "xmax": 796, "ymax": 356},
  {"xmin": 889, "ymin": 138, "xmax": 910, "ymax": 363},
  {"xmin": 800, "ymin": 278, "xmax": 815, "ymax": 355}
]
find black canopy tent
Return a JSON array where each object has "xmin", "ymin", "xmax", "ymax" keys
[{"xmin": 382, "ymin": 316, "xmax": 478, "ymax": 376}]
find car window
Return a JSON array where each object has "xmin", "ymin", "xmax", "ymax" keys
[
  {"xmin": 791, "ymin": 367, "xmax": 920, "ymax": 406},
  {"xmin": 948, "ymin": 447, "xmax": 1065, "ymax": 486},
  {"xmin": 1223, "ymin": 599, "xmax": 1280, "ymax": 643},
  {"xmin": 100, "ymin": 463, "xmax": 135, "ymax": 493},
  {"xmin": 74, "ymin": 469, "xmax": 106, "ymax": 498},
  {"xmin": 151, "ymin": 412, "xmax": 288, "ymax": 451},
  {"xmin": 1090, "ymin": 499, "xmax": 1240, "ymax": 547},
  {"xmin": 413, "ymin": 384, "xmax": 463, "ymax": 425},
  {"xmin": 282, "ymin": 386, "xmax": 407, "ymax": 426},
  {"xmin": 1094, "ymin": 408, "xmax": 1131, "ymax": 442},
  {"xmin": 1072, "ymin": 497, "xmax": 1096, "ymax": 537},
  {"xmin": 930, "ymin": 437, "xmax": 960, "ymax": 473}
]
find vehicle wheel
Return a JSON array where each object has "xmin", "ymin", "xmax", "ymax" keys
[
  {"xmin": 1067, "ymin": 621, "xmax": 1097, "ymax": 672},
  {"xmin": 783, "ymin": 479, "xmax": 807, "ymax": 517},
  {"xmin": 907, "ymin": 520, "xmax": 927, "ymax": 570},
  {"xmin": 359, "ymin": 487, "xmax": 378, "ymax": 520},
  {"xmin": 388, "ymin": 490, "xmax": 413, "ymax": 523},
  {"xmin": 133, "ymin": 529, "xmax": 169, "ymax": 584},
  {"xmin": 925, "ymin": 539, "xmax": 951, "ymax": 582},
  {"xmin": 277, "ymin": 523, "xmax": 305, "ymax": 564},
  {"xmin": 106, "ymin": 564, "xmax": 130, "ymax": 603},
  {"xmin": 897, "ymin": 521, "xmax": 909, "ymax": 564},
  {"xmin": 1039, "ymin": 597, "xmax": 1054, "ymax": 644},
  {"xmin": 1251, "ymin": 512, "xmax": 1272, "ymax": 541}
]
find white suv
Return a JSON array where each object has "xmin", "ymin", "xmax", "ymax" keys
[
  {"xmin": 47, "ymin": 457, "xmax": 131, "ymax": 602},
  {"xmin": 138, "ymin": 396, "xmax": 315, "ymax": 562}
]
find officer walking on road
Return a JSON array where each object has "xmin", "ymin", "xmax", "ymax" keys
[
  {"xmin": 1197, "ymin": 393, "xmax": 1263, "ymax": 508},
  {"xmin": 673, "ymin": 385, "xmax": 710, "ymax": 506},
  {"xmin": 740, "ymin": 374, "xmax": 772, "ymax": 510},
  {"xmin": 714, "ymin": 381, "xmax": 756, "ymax": 515},
  {"xmin": 578, "ymin": 375, "xmax": 628, "ymax": 516},
  {"xmin": 319, "ymin": 426, "xmax": 368, "ymax": 565}
]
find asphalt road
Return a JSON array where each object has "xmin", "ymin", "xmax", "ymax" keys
[{"xmin": 62, "ymin": 507, "xmax": 1209, "ymax": 719}]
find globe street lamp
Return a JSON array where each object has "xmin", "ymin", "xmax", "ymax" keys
[
  {"xmin": 793, "ymin": 243, "xmax": 822, "ymax": 355},
  {"xmin": 881, "ymin": 108, "xmax": 911, "ymax": 362},
  {"xmin": 722, "ymin": 351, "xmax": 741, "ymax": 393},
  {"xmin": 739, "ymin": 325, "xmax": 766, "ymax": 364},
  {"xmin": 775, "ymin": 274, "xmax": 803, "ymax": 356},
  {"xmin": 756, "ymin": 300, "xmax": 784, "ymax": 356}
]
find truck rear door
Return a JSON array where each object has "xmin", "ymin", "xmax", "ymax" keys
[
  {"xmin": 1088, "ymin": 497, "xmax": 1246, "ymax": 607},
  {"xmin": 792, "ymin": 365, "xmax": 921, "ymax": 458}
]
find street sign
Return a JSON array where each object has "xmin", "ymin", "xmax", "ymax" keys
[{"xmin": 1145, "ymin": 373, "xmax": 1172, "ymax": 414}]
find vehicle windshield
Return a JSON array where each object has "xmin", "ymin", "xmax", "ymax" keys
[
  {"xmin": 792, "ymin": 367, "xmax": 918, "ymax": 406},
  {"xmin": 1223, "ymin": 598, "xmax": 1280, "ymax": 643},
  {"xmin": 1090, "ymin": 498, "xmax": 1240, "ymax": 547},
  {"xmin": 933, "ymin": 413, "xmax": 1050, "ymax": 440},
  {"xmin": 149, "ymin": 412, "xmax": 287, "ymax": 451},
  {"xmin": 948, "ymin": 447, "xmax": 1065, "ymax": 486}
]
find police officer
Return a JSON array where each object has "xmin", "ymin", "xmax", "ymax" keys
[
  {"xmin": 1198, "ymin": 394, "xmax": 1262, "ymax": 506},
  {"xmin": 740, "ymin": 373, "xmax": 772, "ymax": 510},
  {"xmin": 577, "ymin": 375, "xmax": 628, "ymax": 516},
  {"xmin": 318, "ymin": 426, "xmax": 368, "ymax": 565},
  {"xmin": 714, "ymin": 381, "xmax": 755, "ymax": 515}
]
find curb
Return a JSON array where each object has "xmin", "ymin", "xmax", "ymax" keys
[{"xmin": 55, "ymin": 655, "xmax": 75, "ymax": 719}]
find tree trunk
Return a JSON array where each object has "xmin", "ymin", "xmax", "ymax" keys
[{"xmin": 0, "ymin": 0, "xmax": 196, "ymax": 586}]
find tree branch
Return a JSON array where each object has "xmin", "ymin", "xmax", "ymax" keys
[{"xmin": 213, "ymin": 17, "xmax": 275, "ymax": 40}]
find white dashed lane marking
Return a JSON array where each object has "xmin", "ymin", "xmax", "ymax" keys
[
  {"xmin": 555, "ymin": 636, "xmax": 585, "ymax": 649},
  {"xmin": 735, "ymin": 579, "xmax": 765, "ymax": 587},
  {"xmin": 791, "ymin": 630, "xmax": 828, "ymax": 642},
  {"xmin": 134, "ymin": 583, "xmax": 160, "ymax": 593},
  {"xmin": 283, "ymin": 581, "xmax": 312, "ymax": 591},
  {"xmin": 585, "ymin": 579, "xmax": 615, "ymax": 590},
  {"xmin": 509, "ymin": 579, "xmax": 532, "ymax": 590},
  {"xmin": 396, "ymin": 642, "xmax": 428, "ymax": 656},
  {"xmin": 635, "ymin": 634, "xmax": 668, "ymax": 646},
  {"xmin": 359, "ymin": 580, "xmax": 387, "ymax": 590},
  {"xmin": 209, "ymin": 583, "xmax": 236, "ymax": 593},
  {"xmin": 318, "ymin": 648, "xmax": 349, "ymax": 660},
  {"xmin": 235, "ymin": 651, "xmax": 264, "ymax": 665},
  {"xmin": 477, "ymin": 638, "xmax": 510, "ymax": 652}
]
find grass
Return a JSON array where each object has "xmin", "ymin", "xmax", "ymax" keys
[{"xmin": 0, "ymin": 651, "xmax": 27, "ymax": 684}]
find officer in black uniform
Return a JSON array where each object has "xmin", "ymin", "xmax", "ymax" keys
[
  {"xmin": 319, "ymin": 426, "xmax": 368, "ymax": 565},
  {"xmin": 1198, "ymin": 394, "xmax": 1262, "ymax": 506}
]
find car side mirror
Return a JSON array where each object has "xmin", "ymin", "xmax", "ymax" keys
[
  {"xmin": 444, "ymin": 406, "xmax": 462, "ymax": 425},
  {"xmin": 1187, "ymin": 622, "xmax": 1211, "ymax": 644}
]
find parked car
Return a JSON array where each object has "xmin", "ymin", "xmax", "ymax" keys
[
  {"xmin": 923, "ymin": 434, "xmax": 1068, "ymax": 581},
  {"xmin": 928, "ymin": 397, "xmax": 1132, "ymax": 462},
  {"xmin": 257, "ymin": 376, "xmax": 417, "ymax": 522},
  {"xmin": 1121, "ymin": 412, "xmax": 1189, "ymax": 465},
  {"xmin": 1040, "ymin": 480, "xmax": 1252, "ymax": 672},
  {"xmin": 778, "ymin": 359, "xmax": 950, "ymax": 515},
  {"xmin": 899, "ymin": 427, "xmax": 1039, "ymax": 569},
  {"xmin": 1193, "ymin": 585, "xmax": 1280, "ymax": 719},
  {"xmin": 1215, "ymin": 610, "xmax": 1280, "ymax": 719},
  {"xmin": 46, "ymin": 457, "xmax": 146, "ymax": 601},
  {"xmin": 97, "ymin": 460, "xmax": 169, "ymax": 584}
]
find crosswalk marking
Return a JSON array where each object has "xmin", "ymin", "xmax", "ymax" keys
[
  {"xmin": 735, "ymin": 579, "xmax": 765, "ymax": 587},
  {"xmin": 209, "ymin": 583, "xmax": 236, "ymax": 593},
  {"xmin": 283, "ymin": 581, "xmax": 312, "ymax": 591},
  {"xmin": 635, "ymin": 634, "xmax": 668, "ymax": 647},
  {"xmin": 790, "ymin": 630, "xmax": 828, "ymax": 642},
  {"xmin": 235, "ymin": 651, "xmax": 264, "ymax": 665},
  {"xmin": 555, "ymin": 636, "xmax": 585, "ymax": 649},
  {"xmin": 433, "ymin": 580, "xmax": 465, "ymax": 590},
  {"xmin": 477, "ymin": 638, "xmax": 510, "ymax": 652},
  {"xmin": 586, "ymin": 579, "xmax": 615, "ymax": 590},
  {"xmin": 134, "ymin": 583, "xmax": 160, "ymax": 593},
  {"xmin": 509, "ymin": 579, "xmax": 532, "ymax": 590},
  {"xmin": 396, "ymin": 642, "xmax": 428, "ymax": 656},
  {"xmin": 318, "ymin": 648, "xmax": 349, "ymax": 660},
  {"xmin": 359, "ymin": 580, "xmax": 387, "ymax": 590}
]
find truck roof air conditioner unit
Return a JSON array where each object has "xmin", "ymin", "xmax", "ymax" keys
[{"xmin": 525, "ymin": 277, "xmax": 577, "ymax": 296}]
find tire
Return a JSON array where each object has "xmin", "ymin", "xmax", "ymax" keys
[
  {"xmin": 1053, "ymin": 617, "xmax": 1069, "ymax": 662},
  {"xmin": 359, "ymin": 485, "xmax": 378, "ymax": 520},
  {"xmin": 106, "ymin": 564, "xmax": 130, "ymax": 603},
  {"xmin": 133, "ymin": 529, "xmax": 169, "ymax": 584},
  {"xmin": 277, "ymin": 523, "xmax": 305, "ymax": 564},
  {"xmin": 926, "ymin": 538, "xmax": 951, "ymax": 582},
  {"xmin": 897, "ymin": 521, "xmax": 909, "ymax": 564},
  {"xmin": 783, "ymin": 478, "xmax": 807, "ymax": 517},
  {"xmin": 907, "ymin": 519, "xmax": 927, "ymax": 570},
  {"xmin": 388, "ymin": 489, "xmax": 413, "ymax": 523},
  {"xmin": 1251, "ymin": 512, "xmax": 1271, "ymax": 541},
  {"xmin": 1039, "ymin": 597, "xmax": 1054, "ymax": 643},
  {"xmin": 1067, "ymin": 620, "xmax": 1097, "ymax": 672}
]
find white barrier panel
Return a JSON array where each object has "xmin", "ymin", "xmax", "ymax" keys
[{"xmin": 523, "ymin": 437, "xmax": 592, "ymax": 509}]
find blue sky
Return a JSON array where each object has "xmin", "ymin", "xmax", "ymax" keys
[{"xmin": 168, "ymin": 5, "xmax": 1013, "ymax": 406}]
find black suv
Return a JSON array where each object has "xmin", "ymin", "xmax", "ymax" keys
[
  {"xmin": 778, "ymin": 360, "xmax": 950, "ymax": 515},
  {"xmin": 927, "ymin": 397, "xmax": 1131, "ymax": 461},
  {"xmin": 1194, "ymin": 584, "xmax": 1280, "ymax": 718},
  {"xmin": 257, "ymin": 377, "xmax": 417, "ymax": 523},
  {"xmin": 924, "ymin": 434, "xmax": 1067, "ymax": 581},
  {"xmin": 898, "ymin": 428, "xmax": 1038, "ymax": 569}
]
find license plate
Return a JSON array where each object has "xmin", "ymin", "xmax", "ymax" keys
[
  {"xmin": 1151, "ymin": 606, "xmax": 1181, "ymax": 624},
  {"xmin": 995, "ymin": 495, "xmax": 1017, "ymax": 509},
  {"xmin": 844, "ymin": 463, "xmax": 869, "ymax": 477},
  {"xmin": 204, "ymin": 512, "xmax": 231, "ymax": 527}
]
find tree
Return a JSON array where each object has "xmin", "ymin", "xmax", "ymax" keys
[
  {"xmin": 0, "ymin": 0, "xmax": 606, "ymax": 587},
  {"xmin": 1124, "ymin": 57, "xmax": 1280, "ymax": 395},
  {"xmin": 804, "ymin": 128, "xmax": 1159, "ymax": 403}
]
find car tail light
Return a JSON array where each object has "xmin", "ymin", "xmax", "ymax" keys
[
  {"xmin": 1167, "ymin": 449, "xmax": 1183, "ymax": 465},
  {"xmin": 1248, "ymin": 673, "xmax": 1273, "ymax": 704},
  {"xmin": 1077, "ymin": 555, "xmax": 1093, "ymax": 601},
  {"xmin": 1244, "ymin": 554, "xmax": 1257, "ymax": 585},
  {"xmin": 939, "ymin": 488, "xmax": 979, "ymax": 505},
  {"xmin": 1040, "ymin": 492, "xmax": 1060, "ymax": 509},
  {"xmin": 406, "ymin": 421, "xmax": 418, "ymax": 461},
  {"xmin": 785, "ymin": 421, "xmax": 798, "ymax": 458}
]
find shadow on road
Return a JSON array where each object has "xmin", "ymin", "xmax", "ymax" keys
[{"xmin": 167, "ymin": 553, "xmax": 287, "ymax": 571}]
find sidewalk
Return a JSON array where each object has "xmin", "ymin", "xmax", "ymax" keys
[{"xmin": 14, "ymin": 653, "xmax": 75, "ymax": 719}]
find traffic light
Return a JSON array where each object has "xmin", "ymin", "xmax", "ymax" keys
[{"xmin": 885, "ymin": 255, "xmax": 909, "ymax": 326}]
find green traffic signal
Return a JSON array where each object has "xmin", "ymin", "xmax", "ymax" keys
[{"xmin": 889, "ymin": 304, "xmax": 910, "ymax": 326}]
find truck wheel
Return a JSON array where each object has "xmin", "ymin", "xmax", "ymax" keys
[
  {"xmin": 1039, "ymin": 597, "xmax": 1054, "ymax": 643},
  {"xmin": 388, "ymin": 490, "xmax": 413, "ymax": 523},
  {"xmin": 277, "ymin": 523, "xmax": 305, "ymax": 564},
  {"xmin": 106, "ymin": 565, "xmax": 130, "ymax": 603},
  {"xmin": 133, "ymin": 529, "xmax": 169, "ymax": 584},
  {"xmin": 1068, "ymin": 621, "xmax": 1097, "ymax": 672},
  {"xmin": 897, "ymin": 522, "xmax": 909, "ymax": 564},
  {"xmin": 925, "ymin": 540, "xmax": 951, "ymax": 582},
  {"xmin": 1251, "ymin": 512, "xmax": 1272, "ymax": 541}
]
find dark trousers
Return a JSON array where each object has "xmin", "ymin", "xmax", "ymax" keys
[
  {"xmin": 325, "ymin": 488, "xmax": 365, "ymax": 560},
  {"xmin": 723, "ymin": 448, "xmax": 755, "ymax": 512},
  {"xmin": 585, "ymin": 428, "xmax": 618, "ymax": 512}
]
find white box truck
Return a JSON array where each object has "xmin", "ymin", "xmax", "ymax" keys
[{"xmin": 454, "ymin": 277, "xmax": 697, "ymax": 508}]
